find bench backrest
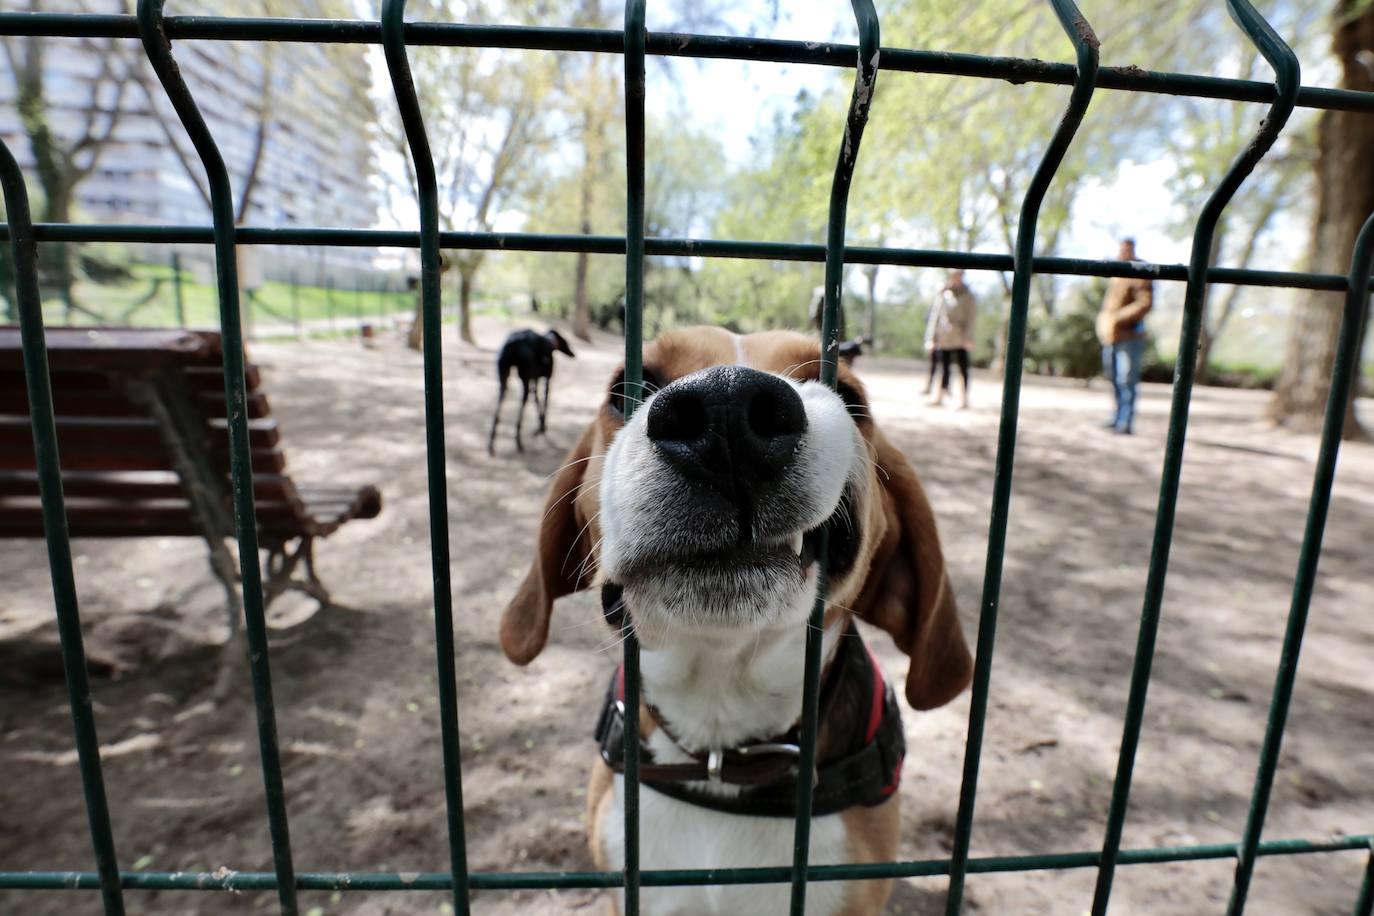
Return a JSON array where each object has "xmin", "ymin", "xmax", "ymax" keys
[{"xmin": 0, "ymin": 327, "xmax": 320, "ymax": 541}]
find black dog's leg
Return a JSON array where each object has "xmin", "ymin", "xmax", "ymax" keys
[
  {"xmin": 515, "ymin": 379, "xmax": 531, "ymax": 452},
  {"xmin": 530, "ymin": 375, "xmax": 546, "ymax": 436},
  {"xmin": 537, "ymin": 374, "xmax": 552, "ymax": 434},
  {"xmin": 488, "ymin": 370, "xmax": 509, "ymax": 456}
]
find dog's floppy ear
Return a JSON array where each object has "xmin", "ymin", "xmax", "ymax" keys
[
  {"xmin": 499, "ymin": 421, "xmax": 598, "ymax": 665},
  {"xmin": 853, "ymin": 427, "xmax": 973, "ymax": 710}
]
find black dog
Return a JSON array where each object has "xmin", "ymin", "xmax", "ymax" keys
[
  {"xmin": 488, "ymin": 329, "xmax": 575, "ymax": 455},
  {"xmin": 837, "ymin": 335, "xmax": 872, "ymax": 366}
]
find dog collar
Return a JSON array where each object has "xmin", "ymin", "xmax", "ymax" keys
[{"xmin": 592, "ymin": 621, "xmax": 906, "ymax": 818}]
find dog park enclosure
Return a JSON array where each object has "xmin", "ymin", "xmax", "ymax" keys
[{"xmin": 2, "ymin": 1, "xmax": 1374, "ymax": 915}]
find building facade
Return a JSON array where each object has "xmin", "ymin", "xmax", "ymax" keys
[{"xmin": 0, "ymin": 1, "xmax": 388, "ymax": 289}]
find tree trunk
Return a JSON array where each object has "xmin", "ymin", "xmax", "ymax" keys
[
  {"xmin": 406, "ymin": 288, "xmax": 423, "ymax": 350},
  {"xmin": 1268, "ymin": 1, "xmax": 1374, "ymax": 438},
  {"xmin": 457, "ymin": 266, "xmax": 477, "ymax": 345},
  {"xmin": 1195, "ymin": 291, "xmax": 1223, "ymax": 381},
  {"xmin": 1194, "ymin": 216, "xmax": 1227, "ymax": 384},
  {"xmin": 40, "ymin": 191, "xmax": 78, "ymax": 322},
  {"xmin": 1200, "ymin": 197, "xmax": 1283, "ymax": 383},
  {"xmin": 571, "ymin": 86, "xmax": 603, "ymax": 343},
  {"xmin": 16, "ymin": 33, "xmax": 77, "ymax": 321},
  {"xmin": 992, "ymin": 271, "xmax": 1014, "ymax": 370},
  {"xmin": 572, "ymin": 216, "xmax": 593, "ymax": 342},
  {"xmin": 864, "ymin": 263, "xmax": 879, "ymax": 347}
]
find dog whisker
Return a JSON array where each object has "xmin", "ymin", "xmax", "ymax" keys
[
  {"xmin": 542, "ymin": 454, "xmax": 598, "ymax": 483},
  {"xmin": 571, "ymin": 534, "xmax": 606, "ymax": 584},
  {"xmin": 562, "ymin": 512, "xmax": 602, "ymax": 580},
  {"xmin": 540, "ymin": 476, "xmax": 599, "ymax": 524}
]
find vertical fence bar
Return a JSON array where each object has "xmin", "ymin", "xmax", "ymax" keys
[
  {"xmin": 621, "ymin": 2, "xmax": 646, "ymax": 912},
  {"xmin": 1090, "ymin": 4, "xmax": 1299, "ymax": 912},
  {"xmin": 135, "ymin": 4, "xmax": 300, "ymax": 913},
  {"xmin": 788, "ymin": 2, "xmax": 879, "ymax": 913},
  {"xmin": 943, "ymin": 3, "xmax": 1098, "ymax": 912},
  {"xmin": 171, "ymin": 250, "xmax": 186, "ymax": 327},
  {"xmin": 1225, "ymin": 210, "xmax": 1374, "ymax": 914},
  {"xmin": 290, "ymin": 271, "xmax": 300, "ymax": 335},
  {"xmin": 1356, "ymin": 841, "xmax": 1374, "ymax": 916},
  {"xmin": 379, "ymin": 3, "xmax": 471, "ymax": 912},
  {"xmin": 0, "ymin": 137, "xmax": 127, "ymax": 916}
]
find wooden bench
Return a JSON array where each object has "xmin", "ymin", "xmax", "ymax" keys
[{"xmin": 0, "ymin": 326, "xmax": 382, "ymax": 639}]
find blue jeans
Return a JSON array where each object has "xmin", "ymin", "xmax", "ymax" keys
[{"xmin": 1103, "ymin": 337, "xmax": 1145, "ymax": 432}]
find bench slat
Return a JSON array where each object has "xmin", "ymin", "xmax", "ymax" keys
[
  {"xmin": 0, "ymin": 327, "xmax": 214, "ymax": 368},
  {"xmin": 0, "ymin": 445, "xmax": 286, "ymax": 475},
  {"xmin": 0, "ymin": 470, "xmax": 295, "ymax": 502},
  {"xmin": 0, "ymin": 388, "xmax": 145, "ymax": 419},
  {"xmin": 0, "ymin": 417, "xmax": 281, "ymax": 453},
  {"xmin": 182, "ymin": 364, "xmax": 262, "ymax": 392},
  {"xmin": 0, "ymin": 326, "xmax": 379, "ymax": 547},
  {"xmin": 0, "ymin": 489, "xmax": 378, "ymax": 539}
]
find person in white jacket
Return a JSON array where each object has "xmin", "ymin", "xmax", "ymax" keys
[{"xmin": 923, "ymin": 270, "xmax": 977, "ymax": 408}]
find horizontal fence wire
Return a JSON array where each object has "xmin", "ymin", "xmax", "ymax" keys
[
  {"xmin": 2, "ymin": 224, "xmax": 1372, "ymax": 294},
  {"xmin": 1, "ymin": 2, "xmax": 1372, "ymax": 916},
  {"xmin": 3, "ymin": 832, "xmax": 1372, "ymax": 891},
  {"xmin": 3, "ymin": 11, "xmax": 1374, "ymax": 113}
]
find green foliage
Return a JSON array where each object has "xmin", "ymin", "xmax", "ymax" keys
[
  {"xmin": 5, "ymin": 0, "xmax": 1346, "ymax": 392},
  {"xmin": 1026, "ymin": 278, "xmax": 1106, "ymax": 380}
]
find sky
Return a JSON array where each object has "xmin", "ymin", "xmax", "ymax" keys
[
  {"xmin": 640, "ymin": 0, "xmax": 1298, "ymax": 275},
  {"xmin": 371, "ymin": 0, "xmax": 1312, "ymax": 299}
]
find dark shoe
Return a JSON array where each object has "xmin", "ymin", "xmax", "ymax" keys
[{"xmin": 1115, "ymin": 426, "xmax": 1133, "ymax": 435}]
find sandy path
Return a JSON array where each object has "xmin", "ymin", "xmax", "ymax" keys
[{"xmin": 2, "ymin": 316, "xmax": 1371, "ymax": 915}]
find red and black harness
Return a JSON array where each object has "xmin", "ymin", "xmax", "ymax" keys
[{"xmin": 594, "ymin": 622, "xmax": 905, "ymax": 818}]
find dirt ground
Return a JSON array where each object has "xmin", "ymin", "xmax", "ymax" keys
[{"xmin": 2, "ymin": 315, "xmax": 1372, "ymax": 916}]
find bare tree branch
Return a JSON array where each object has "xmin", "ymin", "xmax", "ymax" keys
[
  {"xmin": 235, "ymin": 42, "xmax": 277, "ymax": 222},
  {"xmin": 129, "ymin": 68, "xmax": 214, "ymax": 212}
]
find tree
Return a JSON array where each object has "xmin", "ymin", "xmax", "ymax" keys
[
  {"xmin": 565, "ymin": 0, "xmax": 619, "ymax": 342},
  {"xmin": 1, "ymin": 0, "xmax": 140, "ymax": 319},
  {"xmin": 1157, "ymin": 40, "xmax": 1318, "ymax": 383},
  {"xmin": 129, "ymin": 0, "xmax": 289, "ymax": 225},
  {"xmin": 691, "ymin": 2, "xmax": 1143, "ymax": 347},
  {"xmin": 1269, "ymin": 0, "xmax": 1374, "ymax": 438},
  {"xmin": 515, "ymin": 114, "xmax": 727, "ymax": 334},
  {"xmin": 691, "ymin": 0, "xmax": 1343, "ymax": 368},
  {"xmin": 131, "ymin": 0, "xmax": 375, "ymax": 330},
  {"xmin": 377, "ymin": 0, "xmax": 559, "ymax": 348}
]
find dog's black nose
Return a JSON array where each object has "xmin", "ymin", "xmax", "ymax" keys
[{"xmin": 646, "ymin": 365, "xmax": 806, "ymax": 499}]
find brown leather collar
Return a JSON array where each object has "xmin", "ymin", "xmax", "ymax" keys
[{"xmin": 592, "ymin": 621, "xmax": 906, "ymax": 817}]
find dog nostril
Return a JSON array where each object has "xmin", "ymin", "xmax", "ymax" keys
[
  {"xmin": 746, "ymin": 386, "xmax": 805, "ymax": 440},
  {"xmin": 647, "ymin": 388, "xmax": 710, "ymax": 444}
]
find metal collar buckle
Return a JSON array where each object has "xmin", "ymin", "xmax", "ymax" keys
[
  {"xmin": 707, "ymin": 743, "xmax": 807, "ymax": 785},
  {"xmin": 736, "ymin": 742, "xmax": 801, "ymax": 758},
  {"xmin": 707, "ymin": 749, "xmax": 724, "ymax": 783}
]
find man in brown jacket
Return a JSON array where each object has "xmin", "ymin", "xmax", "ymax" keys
[{"xmin": 1096, "ymin": 238, "xmax": 1153, "ymax": 434}]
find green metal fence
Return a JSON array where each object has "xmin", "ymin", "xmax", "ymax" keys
[{"xmin": 2, "ymin": 1, "xmax": 1373, "ymax": 914}]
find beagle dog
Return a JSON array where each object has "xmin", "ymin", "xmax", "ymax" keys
[{"xmin": 500, "ymin": 327, "xmax": 973, "ymax": 915}]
